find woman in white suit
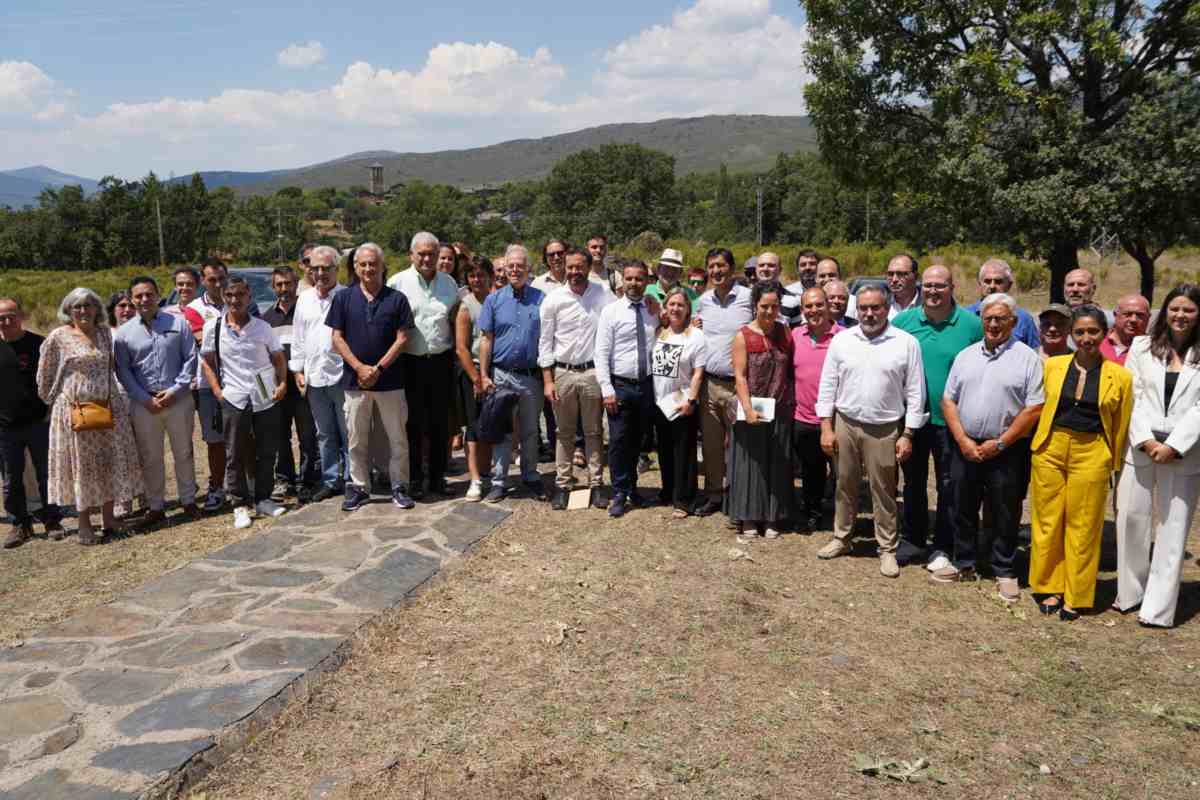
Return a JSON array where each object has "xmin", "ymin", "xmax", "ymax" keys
[{"xmin": 1115, "ymin": 284, "xmax": 1200, "ymax": 627}]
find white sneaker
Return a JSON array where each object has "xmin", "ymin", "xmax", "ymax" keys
[
  {"xmin": 233, "ymin": 506, "xmax": 253, "ymax": 529},
  {"xmin": 465, "ymin": 480, "xmax": 483, "ymax": 502},
  {"xmin": 255, "ymin": 499, "xmax": 286, "ymax": 518},
  {"xmin": 926, "ymin": 552, "xmax": 951, "ymax": 572}
]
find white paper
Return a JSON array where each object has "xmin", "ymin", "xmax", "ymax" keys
[
  {"xmin": 657, "ymin": 389, "xmax": 687, "ymax": 421},
  {"xmin": 251, "ymin": 366, "xmax": 279, "ymax": 411},
  {"xmin": 567, "ymin": 489, "xmax": 592, "ymax": 511},
  {"xmin": 737, "ymin": 396, "xmax": 775, "ymax": 422}
]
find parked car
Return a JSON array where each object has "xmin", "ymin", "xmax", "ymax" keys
[{"xmin": 162, "ymin": 266, "xmax": 277, "ymax": 313}]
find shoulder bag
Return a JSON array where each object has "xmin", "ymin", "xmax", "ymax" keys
[{"xmin": 70, "ymin": 337, "xmax": 115, "ymax": 432}]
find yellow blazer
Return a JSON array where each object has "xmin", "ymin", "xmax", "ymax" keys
[{"xmin": 1031, "ymin": 355, "xmax": 1133, "ymax": 473}]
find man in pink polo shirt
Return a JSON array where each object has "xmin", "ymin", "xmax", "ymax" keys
[
  {"xmin": 791, "ymin": 287, "xmax": 842, "ymax": 530},
  {"xmin": 1100, "ymin": 294, "xmax": 1150, "ymax": 365}
]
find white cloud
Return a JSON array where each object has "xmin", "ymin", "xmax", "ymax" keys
[
  {"xmin": 277, "ymin": 40, "xmax": 326, "ymax": 69},
  {"xmin": 4, "ymin": 0, "xmax": 810, "ymax": 178}
]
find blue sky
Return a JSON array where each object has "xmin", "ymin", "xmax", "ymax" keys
[{"xmin": 1, "ymin": 0, "xmax": 810, "ymax": 179}]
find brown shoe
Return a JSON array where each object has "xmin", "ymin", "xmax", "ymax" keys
[
  {"xmin": 44, "ymin": 518, "xmax": 66, "ymax": 540},
  {"xmin": 77, "ymin": 528, "xmax": 98, "ymax": 546},
  {"xmin": 931, "ymin": 565, "xmax": 974, "ymax": 583},
  {"xmin": 3, "ymin": 523, "xmax": 32, "ymax": 549},
  {"xmin": 142, "ymin": 509, "xmax": 167, "ymax": 526}
]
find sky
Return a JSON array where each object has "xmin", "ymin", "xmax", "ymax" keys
[{"xmin": 0, "ymin": 0, "xmax": 811, "ymax": 180}]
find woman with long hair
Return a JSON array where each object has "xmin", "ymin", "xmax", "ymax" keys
[
  {"xmin": 107, "ymin": 291, "xmax": 136, "ymax": 328},
  {"xmin": 1028, "ymin": 305, "xmax": 1133, "ymax": 620},
  {"xmin": 650, "ymin": 286, "xmax": 707, "ymax": 518},
  {"xmin": 1115, "ymin": 284, "xmax": 1200, "ymax": 627},
  {"xmin": 455, "ymin": 256, "xmax": 497, "ymax": 501},
  {"xmin": 37, "ymin": 289, "xmax": 143, "ymax": 544}
]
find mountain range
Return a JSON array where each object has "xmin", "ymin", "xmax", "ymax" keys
[{"xmin": 1, "ymin": 114, "xmax": 816, "ymax": 206}]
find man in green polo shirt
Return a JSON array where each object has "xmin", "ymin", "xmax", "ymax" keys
[
  {"xmin": 892, "ymin": 264, "xmax": 983, "ymax": 569},
  {"xmin": 645, "ymin": 248, "xmax": 699, "ymax": 313}
]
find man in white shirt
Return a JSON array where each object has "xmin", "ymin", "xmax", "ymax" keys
[
  {"xmin": 785, "ymin": 249, "xmax": 821, "ymax": 295},
  {"xmin": 588, "ymin": 234, "xmax": 620, "ymax": 295},
  {"xmin": 595, "ymin": 260, "xmax": 660, "ymax": 517},
  {"xmin": 815, "ymin": 285, "xmax": 927, "ymax": 577},
  {"xmin": 388, "ymin": 231, "xmax": 460, "ymax": 499},
  {"xmin": 200, "ymin": 276, "xmax": 288, "ymax": 530},
  {"xmin": 532, "ymin": 239, "xmax": 568, "ymax": 295},
  {"xmin": 539, "ymin": 246, "xmax": 615, "ymax": 510},
  {"xmin": 290, "ymin": 245, "xmax": 348, "ymax": 503},
  {"xmin": 757, "ymin": 251, "xmax": 802, "ymax": 325}
]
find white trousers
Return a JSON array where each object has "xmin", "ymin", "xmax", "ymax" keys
[
  {"xmin": 1115, "ymin": 459, "xmax": 1199, "ymax": 627},
  {"xmin": 130, "ymin": 392, "xmax": 198, "ymax": 509},
  {"xmin": 344, "ymin": 389, "xmax": 409, "ymax": 490}
]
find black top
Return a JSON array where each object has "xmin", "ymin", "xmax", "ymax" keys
[
  {"xmin": 1165, "ymin": 371, "xmax": 1180, "ymax": 411},
  {"xmin": 324, "ymin": 284, "xmax": 414, "ymax": 392},
  {"xmin": 1053, "ymin": 359, "xmax": 1103, "ymax": 433},
  {"xmin": 0, "ymin": 332, "xmax": 48, "ymax": 430},
  {"xmin": 261, "ymin": 300, "xmax": 299, "ymax": 394}
]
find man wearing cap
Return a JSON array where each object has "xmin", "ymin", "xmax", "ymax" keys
[
  {"xmin": 1037, "ymin": 304, "xmax": 1073, "ymax": 359},
  {"xmin": 965, "ymin": 259, "xmax": 1040, "ymax": 350},
  {"xmin": 1100, "ymin": 294, "xmax": 1150, "ymax": 366},
  {"xmin": 646, "ymin": 248, "xmax": 699, "ymax": 312}
]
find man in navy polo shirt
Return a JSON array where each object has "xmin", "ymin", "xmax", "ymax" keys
[
  {"xmin": 326, "ymin": 242, "xmax": 417, "ymax": 512},
  {"xmin": 478, "ymin": 244, "xmax": 546, "ymax": 503}
]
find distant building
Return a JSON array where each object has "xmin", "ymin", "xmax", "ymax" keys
[{"xmin": 475, "ymin": 209, "xmax": 526, "ymax": 226}]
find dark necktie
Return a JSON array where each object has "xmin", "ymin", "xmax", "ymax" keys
[{"xmin": 633, "ymin": 301, "xmax": 647, "ymax": 381}]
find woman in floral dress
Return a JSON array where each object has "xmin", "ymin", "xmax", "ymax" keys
[{"xmin": 36, "ymin": 288, "xmax": 143, "ymax": 545}]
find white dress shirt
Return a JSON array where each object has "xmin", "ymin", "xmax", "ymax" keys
[
  {"xmin": 816, "ymin": 324, "xmax": 928, "ymax": 429},
  {"xmin": 288, "ymin": 284, "xmax": 345, "ymax": 388},
  {"xmin": 537, "ymin": 280, "xmax": 615, "ymax": 368},
  {"xmin": 387, "ymin": 266, "xmax": 458, "ymax": 356},
  {"xmin": 594, "ymin": 295, "xmax": 661, "ymax": 397},
  {"xmin": 888, "ymin": 289, "xmax": 922, "ymax": 320},
  {"xmin": 201, "ymin": 315, "xmax": 282, "ymax": 412},
  {"xmin": 532, "ymin": 272, "xmax": 567, "ymax": 295}
]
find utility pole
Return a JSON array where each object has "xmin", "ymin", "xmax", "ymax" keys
[
  {"xmin": 276, "ymin": 206, "xmax": 284, "ymax": 262},
  {"xmin": 155, "ymin": 198, "xmax": 166, "ymax": 266},
  {"xmin": 865, "ymin": 193, "xmax": 871, "ymax": 243},
  {"xmin": 755, "ymin": 177, "xmax": 764, "ymax": 246}
]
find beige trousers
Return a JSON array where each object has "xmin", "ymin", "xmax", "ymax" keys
[
  {"xmin": 833, "ymin": 413, "xmax": 901, "ymax": 553},
  {"xmin": 552, "ymin": 367, "xmax": 604, "ymax": 489},
  {"xmin": 345, "ymin": 389, "xmax": 409, "ymax": 489},
  {"xmin": 130, "ymin": 392, "xmax": 198, "ymax": 509},
  {"xmin": 700, "ymin": 375, "xmax": 736, "ymax": 499}
]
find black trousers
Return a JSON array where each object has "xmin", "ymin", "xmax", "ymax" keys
[
  {"xmin": 950, "ymin": 437, "xmax": 1029, "ymax": 578},
  {"xmin": 899, "ymin": 424, "xmax": 956, "ymax": 562},
  {"xmin": 654, "ymin": 406, "xmax": 698, "ymax": 510},
  {"xmin": 405, "ymin": 352, "xmax": 454, "ymax": 485},
  {"xmin": 607, "ymin": 377, "xmax": 654, "ymax": 497},
  {"xmin": 275, "ymin": 387, "xmax": 319, "ymax": 489},
  {"xmin": 0, "ymin": 421, "xmax": 60, "ymax": 526},
  {"xmin": 792, "ymin": 422, "xmax": 829, "ymax": 513},
  {"xmin": 222, "ymin": 400, "xmax": 281, "ymax": 506}
]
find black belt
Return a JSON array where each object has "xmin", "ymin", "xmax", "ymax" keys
[
  {"xmin": 705, "ymin": 372, "xmax": 734, "ymax": 383},
  {"xmin": 497, "ymin": 366, "xmax": 541, "ymax": 378},
  {"xmin": 555, "ymin": 360, "xmax": 595, "ymax": 372},
  {"xmin": 612, "ymin": 375, "xmax": 650, "ymax": 386}
]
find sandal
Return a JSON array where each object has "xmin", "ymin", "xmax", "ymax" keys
[
  {"xmin": 1038, "ymin": 595, "xmax": 1062, "ymax": 615},
  {"xmin": 1059, "ymin": 606, "xmax": 1080, "ymax": 622}
]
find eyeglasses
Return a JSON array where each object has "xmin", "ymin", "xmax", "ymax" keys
[
  {"xmin": 983, "ymin": 316, "xmax": 1012, "ymax": 325},
  {"xmin": 546, "ymin": 250, "xmax": 565, "ymax": 258},
  {"xmin": 311, "ymin": 265, "xmax": 336, "ymax": 273},
  {"xmin": 689, "ymin": 279, "xmax": 706, "ymax": 287},
  {"xmin": 923, "ymin": 282, "xmax": 950, "ymax": 291},
  {"xmin": 71, "ymin": 303, "xmax": 93, "ymax": 311},
  {"xmin": 0, "ymin": 314, "xmax": 19, "ymax": 323}
]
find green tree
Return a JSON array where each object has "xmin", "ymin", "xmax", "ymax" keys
[{"xmin": 801, "ymin": 0, "xmax": 1200, "ymax": 299}]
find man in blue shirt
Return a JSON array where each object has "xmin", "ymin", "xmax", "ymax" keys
[
  {"xmin": 966, "ymin": 259, "xmax": 1040, "ymax": 350},
  {"xmin": 115, "ymin": 276, "xmax": 200, "ymax": 523},
  {"xmin": 478, "ymin": 244, "xmax": 546, "ymax": 503},
  {"xmin": 326, "ymin": 242, "xmax": 417, "ymax": 512}
]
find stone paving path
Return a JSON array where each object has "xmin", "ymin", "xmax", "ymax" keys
[{"xmin": 0, "ymin": 496, "xmax": 511, "ymax": 799}]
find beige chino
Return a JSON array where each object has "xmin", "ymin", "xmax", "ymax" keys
[
  {"xmin": 700, "ymin": 375, "xmax": 737, "ymax": 500},
  {"xmin": 551, "ymin": 366, "xmax": 604, "ymax": 489},
  {"xmin": 832, "ymin": 413, "xmax": 901, "ymax": 553}
]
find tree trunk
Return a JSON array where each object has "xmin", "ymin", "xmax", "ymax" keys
[
  {"xmin": 1047, "ymin": 238, "xmax": 1080, "ymax": 303},
  {"xmin": 1119, "ymin": 237, "xmax": 1157, "ymax": 304}
]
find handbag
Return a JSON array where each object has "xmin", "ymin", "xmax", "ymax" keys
[{"xmin": 70, "ymin": 340, "xmax": 115, "ymax": 432}]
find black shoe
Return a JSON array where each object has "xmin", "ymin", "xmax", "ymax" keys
[
  {"xmin": 590, "ymin": 487, "xmax": 607, "ymax": 509},
  {"xmin": 409, "ymin": 482, "xmax": 427, "ymax": 501},
  {"xmin": 551, "ymin": 490, "xmax": 569, "ymax": 511},
  {"xmin": 693, "ymin": 497, "xmax": 722, "ymax": 516},
  {"xmin": 608, "ymin": 495, "xmax": 627, "ymax": 518},
  {"xmin": 428, "ymin": 479, "xmax": 453, "ymax": 497},
  {"xmin": 523, "ymin": 480, "xmax": 548, "ymax": 501},
  {"xmin": 311, "ymin": 485, "xmax": 338, "ymax": 503},
  {"xmin": 627, "ymin": 492, "xmax": 648, "ymax": 509},
  {"xmin": 296, "ymin": 485, "xmax": 313, "ymax": 504},
  {"xmin": 342, "ymin": 485, "xmax": 370, "ymax": 512},
  {"xmin": 1059, "ymin": 606, "xmax": 1081, "ymax": 622},
  {"xmin": 538, "ymin": 443, "xmax": 554, "ymax": 463},
  {"xmin": 637, "ymin": 454, "xmax": 654, "ymax": 473}
]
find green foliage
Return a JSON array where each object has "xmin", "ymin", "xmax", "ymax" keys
[{"xmin": 3, "ymin": 266, "xmax": 176, "ymax": 331}]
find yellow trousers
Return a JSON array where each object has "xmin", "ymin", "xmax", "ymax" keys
[{"xmin": 1029, "ymin": 428, "xmax": 1111, "ymax": 609}]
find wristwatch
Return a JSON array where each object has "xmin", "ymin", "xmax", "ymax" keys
[{"xmin": 994, "ymin": 438, "xmax": 1007, "ymax": 452}]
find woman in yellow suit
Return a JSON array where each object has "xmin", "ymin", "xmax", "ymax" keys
[{"xmin": 1029, "ymin": 304, "xmax": 1133, "ymax": 621}]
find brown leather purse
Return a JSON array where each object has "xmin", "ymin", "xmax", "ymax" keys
[{"xmin": 70, "ymin": 344, "xmax": 115, "ymax": 432}]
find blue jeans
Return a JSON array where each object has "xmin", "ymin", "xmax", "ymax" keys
[
  {"xmin": 899, "ymin": 424, "xmax": 956, "ymax": 563},
  {"xmin": 490, "ymin": 368, "xmax": 544, "ymax": 488},
  {"xmin": 306, "ymin": 384, "xmax": 350, "ymax": 489}
]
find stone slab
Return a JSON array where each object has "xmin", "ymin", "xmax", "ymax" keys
[
  {"xmin": 206, "ymin": 531, "xmax": 300, "ymax": 564},
  {"xmin": 23, "ymin": 671, "xmax": 57, "ymax": 689},
  {"xmin": 239, "ymin": 609, "xmax": 370, "ymax": 636},
  {"xmin": 0, "ymin": 671, "xmax": 28, "ymax": 694},
  {"xmin": 64, "ymin": 669, "xmax": 176, "ymax": 707},
  {"xmin": 433, "ymin": 504, "xmax": 512, "ymax": 552},
  {"xmin": 174, "ymin": 593, "xmax": 258, "ymax": 626},
  {"xmin": 2, "ymin": 769, "xmax": 136, "ymax": 800},
  {"xmin": 0, "ymin": 642, "xmax": 92, "ymax": 668},
  {"xmin": 123, "ymin": 567, "xmax": 225, "ymax": 612},
  {"xmin": 92, "ymin": 738, "xmax": 213, "ymax": 776},
  {"xmin": 37, "ymin": 722, "xmax": 80, "ymax": 756},
  {"xmin": 234, "ymin": 636, "xmax": 341, "ymax": 671},
  {"xmin": 116, "ymin": 672, "xmax": 300, "ymax": 736},
  {"xmin": 330, "ymin": 548, "xmax": 440, "ymax": 610},
  {"xmin": 42, "ymin": 606, "xmax": 159, "ymax": 640},
  {"xmin": 0, "ymin": 694, "xmax": 73, "ymax": 746},
  {"xmin": 116, "ymin": 631, "xmax": 245, "ymax": 669},
  {"xmin": 270, "ymin": 501, "xmax": 344, "ymax": 530},
  {"xmin": 290, "ymin": 534, "xmax": 372, "ymax": 570},
  {"xmin": 278, "ymin": 598, "xmax": 337, "ymax": 612},
  {"xmin": 236, "ymin": 567, "xmax": 324, "ymax": 588},
  {"xmin": 372, "ymin": 524, "xmax": 430, "ymax": 542}
]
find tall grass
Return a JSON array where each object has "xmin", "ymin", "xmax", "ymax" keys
[{"xmin": 4, "ymin": 266, "xmax": 177, "ymax": 332}]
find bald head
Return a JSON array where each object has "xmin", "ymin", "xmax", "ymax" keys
[
  {"xmin": 815, "ymin": 258, "xmax": 840, "ymax": 287},
  {"xmin": 1112, "ymin": 293, "xmax": 1151, "ymax": 343},
  {"xmin": 1064, "ymin": 268, "xmax": 1097, "ymax": 307},
  {"xmin": 756, "ymin": 252, "xmax": 781, "ymax": 283},
  {"xmin": 921, "ymin": 264, "xmax": 954, "ymax": 318}
]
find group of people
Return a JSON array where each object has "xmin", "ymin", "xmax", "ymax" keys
[{"xmin": 1, "ymin": 238, "xmax": 1196, "ymax": 629}]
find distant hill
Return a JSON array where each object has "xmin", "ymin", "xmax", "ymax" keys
[{"xmin": 0, "ymin": 166, "xmax": 100, "ymax": 208}]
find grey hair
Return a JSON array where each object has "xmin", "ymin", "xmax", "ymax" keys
[
  {"xmin": 410, "ymin": 231, "xmax": 439, "ymax": 252},
  {"xmin": 58, "ymin": 287, "xmax": 107, "ymax": 326},
  {"xmin": 505, "ymin": 243, "xmax": 529, "ymax": 265},
  {"xmin": 855, "ymin": 283, "xmax": 892, "ymax": 305},
  {"xmin": 308, "ymin": 245, "xmax": 340, "ymax": 266},
  {"xmin": 355, "ymin": 242, "xmax": 386, "ymax": 266},
  {"xmin": 979, "ymin": 292, "xmax": 1017, "ymax": 315},
  {"xmin": 978, "ymin": 258, "xmax": 1014, "ymax": 284}
]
